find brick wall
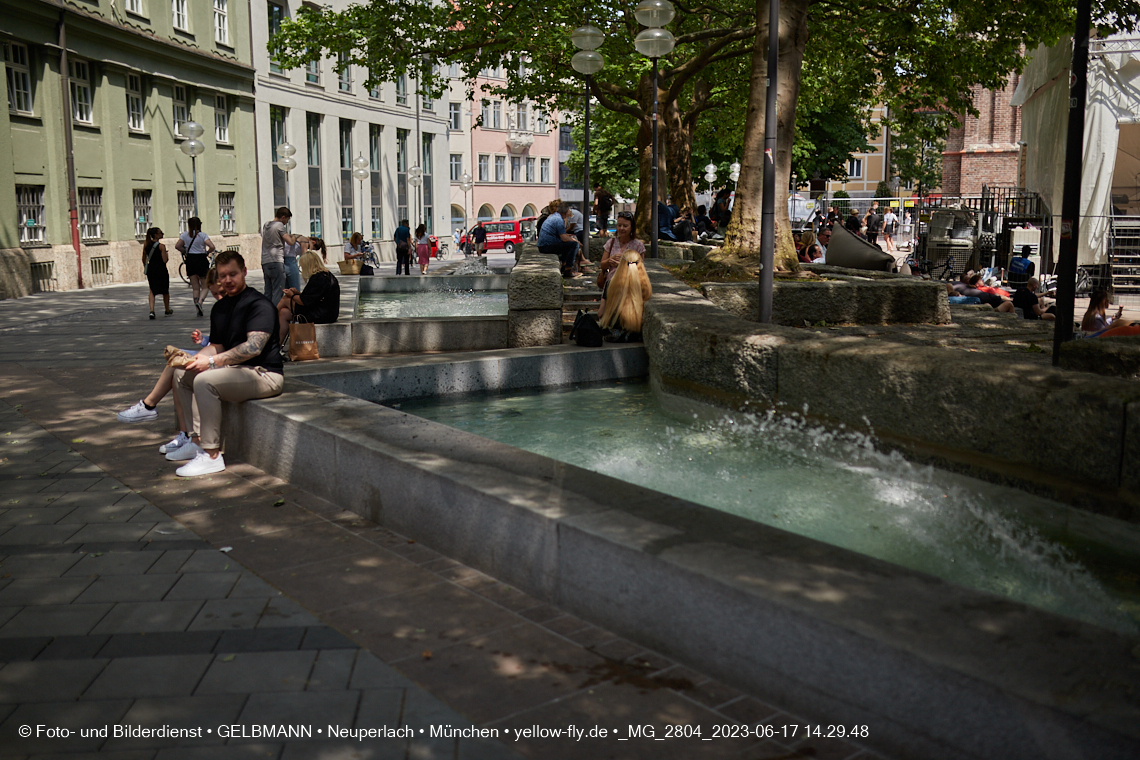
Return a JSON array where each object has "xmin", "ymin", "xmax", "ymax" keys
[{"xmin": 940, "ymin": 72, "xmax": 1022, "ymax": 195}]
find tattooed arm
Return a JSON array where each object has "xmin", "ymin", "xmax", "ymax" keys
[{"xmin": 213, "ymin": 331, "xmax": 269, "ymax": 367}]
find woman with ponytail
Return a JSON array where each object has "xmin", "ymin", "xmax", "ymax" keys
[{"xmin": 598, "ymin": 249, "xmax": 652, "ymax": 340}]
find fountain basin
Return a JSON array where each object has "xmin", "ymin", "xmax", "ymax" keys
[{"xmin": 223, "ymin": 346, "xmax": 1140, "ymax": 760}]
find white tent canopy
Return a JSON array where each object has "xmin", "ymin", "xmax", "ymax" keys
[{"xmin": 1012, "ymin": 35, "xmax": 1140, "ymax": 266}]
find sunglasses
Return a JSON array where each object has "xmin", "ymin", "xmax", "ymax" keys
[{"xmin": 617, "ymin": 212, "xmax": 634, "ymax": 220}]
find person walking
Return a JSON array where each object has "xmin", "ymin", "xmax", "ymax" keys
[
  {"xmin": 472, "ymin": 222, "xmax": 487, "ymax": 257},
  {"xmin": 175, "ymin": 217, "xmax": 216, "ymax": 317},
  {"xmin": 394, "ymin": 219, "xmax": 412, "ymax": 275},
  {"xmin": 414, "ymin": 224, "xmax": 432, "ymax": 275},
  {"xmin": 143, "ymin": 227, "xmax": 171, "ymax": 319},
  {"xmin": 593, "ymin": 183, "xmax": 614, "ymax": 237},
  {"xmin": 882, "ymin": 208, "xmax": 898, "ymax": 254},
  {"xmin": 260, "ymin": 207, "xmax": 302, "ymax": 307}
]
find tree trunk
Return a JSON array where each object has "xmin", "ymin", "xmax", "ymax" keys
[
  {"xmin": 722, "ymin": 0, "xmax": 810, "ymax": 268},
  {"xmin": 663, "ymin": 100, "xmax": 697, "ymax": 216}
]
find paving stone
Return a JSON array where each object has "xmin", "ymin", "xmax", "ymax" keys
[
  {"xmin": 0, "ymin": 577, "xmax": 93, "ymax": 605},
  {"xmin": 352, "ymin": 687, "xmax": 407, "ymax": 727},
  {"xmin": 0, "ymin": 480, "xmax": 49, "ymax": 494},
  {"xmin": 260, "ymin": 552, "xmax": 438, "ymax": 613},
  {"xmin": 74, "ymin": 574, "xmax": 181, "ymax": 604},
  {"xmin": 0, "ymin": 553, "xmax": 82, "ymax": 578},
  {"xmin": 305, "ymin": 649, "xmax": 358, "ymax": 692},
  {"xmin": 515, "ymin": 605, "xmax": 564, "ymax": 624},
  {"xmin": 29, "ymin": 751, "xmax": 159, "ymax": 760},
  {"xmin": 64, "ymin": 552, "xmax": 160, "ymax": 577},
  {"xmin": 178, "ymin": 549, "xmax": 236, "ymax": 574},
  {"xmin": 233, "ymin": 691, "xmax": 362, "ymax": 742},
  {"xmin": 145, "ymin": 550, "xmax": 196, "ymax": 575},
  {"xmin": 90, "ymin": 600, "xmax": 205, "ymax": 634},
  {"xmin": 0, "ymin": 525, "xmax": 82, "ymax": 545},
  {"xmin": 196, "ymin": 650, "xmax": 317, "ymax": 694},
  {"xmin": 228, "ymin": 573, "xmax": 283, "ymax": 599},
  {"xmin": 66, "ymin": 523, "xmax": 156, "ymax": 543},
  {"xmin": 215, "ymin": 628, "xmax": 306, "ymax": 653},
  {"xmin": 128, "ymin": 505, "xmax": 174, "ymax": 523},
  {"xmin": 39, "ymin": 478, "xmax": 105, "ymax": 492},
  {"xmin": 187, "ymin": 598, "xmax": 267, "ymax": 631},
  {"xmin": 154, "ymin": 745, "xmax": 283, "ymax": 760},
  {"xmin": 143, "ymin": 523, "xmax": 199, "ymax": 541},
  {"xmin": 0, "ymin": 699, "xmax": 132, "ymax": 754},
  {"xmin": 0, "ymin": 658, "xmax": 108, "ymax": 702},
  {"xmin": 258, "ymin": 597, "xmax": 322, "ymax": 628},
  {"xmin": 540, "ymin": 615, "xmax": 591, "ymax": 637},
  {"xmin": 83, "ymin": 654, "xmax": 213, "ymax": 699},
  {"xmin": 56, "ymin": 503, "xmax": 144, "ymax": 523},
  {"xmin": 32, "ymin": 491, "xmax": 122, "ymax": 509},
  {"xmin": 456, "ymin": 737, "xmax": 525, "ymax": 760},
  {"xmin": 103, "ymin": 694, "xmax": 245, "ymax": 749},
  {"xmin": 0, "ymin": 636, "xmax": 50, "ymax": 661},
  {"xmin": 299, "ymin": 627, "xmax": 356, "ymax": 651},
  {"xmin": 0, "ymin": 603, "xmax": 112, "ymax": 638},
  {"xmin": 0, "ymin": 508, "xmax": 76, "ymax": 525},
  {"xmin": 278, "ymin": 743, "xmax": 402, "ymax": 760},
  {"xmin": 98, "ymin": 631, "xmax": 222, "ymax": 659},
  {"xmin": 163, "ymin": 572, "xmax": 239, "ymax": 601},
  {"xmin": 348, "ymin": 653, "xmax": 417, "ymax": 691},
  {"xmin": 36, "ymin": 634, "xmax": 111, "ymax": 660}
]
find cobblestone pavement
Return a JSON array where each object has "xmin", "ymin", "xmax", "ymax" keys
[{"xmin": 0, "ymin": 282, "xmax": 887, "ymax": 760}]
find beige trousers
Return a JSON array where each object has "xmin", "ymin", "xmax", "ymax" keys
[{"xmin": 174, "ymin": 366, "xmax": 284, "ymax": 449}]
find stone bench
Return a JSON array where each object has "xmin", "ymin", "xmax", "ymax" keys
[{"xmin": 1060, "ymin": 335, "xmax": 1140, "ymax": 378}]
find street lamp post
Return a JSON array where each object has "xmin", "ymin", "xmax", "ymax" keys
[
  {"xmin": 572, "ymin": 24, "xmax": 605, "ymax": 240},
  {"xmin": 459, "ymin": 171, "xmax": 473, "ymax": 255},
  {"xmin": 633, "ymin": 0, "xmax": 676, "ymax": 259},
  {"xmin": 408, "ymin": 165, "xmax": 423, "ymax": 233},
  {"xmin": 275, "ymin": 141, "xmax": 298, "ymax": 229},
  {"xmin": 179, "ymin": 119, "xmax": 206, "ymax": 218},
  {"xmin": 351, "ymin": 154, "xmax": 369, "ymax": 238}
]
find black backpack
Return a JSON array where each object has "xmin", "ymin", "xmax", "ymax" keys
[
  {"xmin": 569, "ymin": 310, "xmax": 604, "ymax": 347},
  {"xmin": 535, "ymin": 213, "xmax": 550, "ymax": 240}
]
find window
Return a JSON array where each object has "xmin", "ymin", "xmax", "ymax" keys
[
  {"xmin": 69, "ymin": 59, "xmax": 92, "ymax": 124},
  {"xmin": 177, "ymin": 191, "xmax": 195, "ymax": 231},
  {"xmin": 511, "ymin": 156, "xmax": 521, "ymax": 183},
  {"xmin": 492, "ymin": 101, "xmax": 501, "ymax": 130},
  {"xmin": 307, "ymin": 112, "xmax": 322, "ymax": 233},
  {"xmin": 848, "ymin": 158, "xmax": 863, "ymax": 179},
  {"xmin": 370, "ymin": 124, "xmax": 382, "ymax": 236},
  {"xmin": 536, "ymin": 111, "xmax": 547, "ymax": 133},
  {"xmin": 540, "ymin": 158, "xmax": 550, "ymax": 184},
  {"xmin": 125, "ymin": 0, "xmax": 143, "ymax": 13},
  {"xmin": 213, "ymin": 0, "xmax": 229, "ymax": 44},
  {"xmin": 494, "ymin": 155, "xmax": 505, "ymax": 183},
  {"xmin": 395, "ymin": 74, "xmax": 407, "ymax": 105},
  {"xmin": 306, "ymin": 57, "xmax": 320, "ymax": 84},
  {"xmin": 448, "ymin": 102, "xmax": 461, "ymax": 131},
  {"xmin": 339, "ymin": 119, "xmax": 353, "ymax": 169},
  {"xmin": 78, "ymin": 189, "xmax": 103, "ymax": 241},
  {"xmin": 173, "ymin": 85, "xmax": 188, "ymax": 135},
  {"xmin": 422, "ymin": 92, "xmax": 433, "ymax": 111},
  {"xmin": 172, "ymin": 0, "xmax": 188, "ymax": 31},
  {"xmin": 126, "ymin": 74, "xmax": 144, "ymax": 131},
  {"xmin": 339, "ymin": 120, "xmax": 354, "ymax": 238},
  {"xmin": 422, "ymin": 134, "xmax": 433, "ymax": 233},
  {"xmin": 480, "ymin": 100, "xmax": 490, "ymax": 128},
  {"xmin": 17, "ymin": 185, "xmax": 45, "ymax": 245},
  {"xmin": 450, "ymin": 154, "xmax": 462, "ymax": 181},
  {"xmin": 515, "ymin": 103, "xmax": 527, "ymax": 130},
  {"xmin": 219, "ymin": 192, "xmax": 235, "ymax": 234},
  {"xmin": 337, "ymin": 52, "xmax": 351, "ymax": 92},
  {"xmin": 526, "ymin": 157, "xmax": 535, "ymax": 183},
  {"xmin": 267, "ymin": 3, "xmax": 285, "ymax": 73},
  {"xmin": 368, "ymin": 69, "xmax": 379, "ymax": 98},
  {"xmin": 133, "ymin": 189, "xmax": 152, "ymax": 239},
  {"xmin": 4, "ymin": 42, "xmax": 33, "ymax": 115},
  {"xmin": 559, "ymin": 125, "xmax": 573, "ymax": 152},
  {"xmin": 477, "ymin": 154, "xmax": 489, "ymax": 182},
  {"xmin": 396, "ymin": 128, "xmax": 408, "ymax": 224},
  {"xmin": 214, "ymin": 94, "xmax": 229, "ymax": 143},
  {"xmin": 448, "ymin": 63, "xmax": 460, "ymax": 78},
  {"xmin": 270, "ymin": 105, "xmax": 287, "ymax": 208}
]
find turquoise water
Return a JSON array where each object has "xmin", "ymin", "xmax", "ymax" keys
[
  {"xmin": 356, "ymin": 290, "xmax": 508, "ymax": 319},
  {"xmin": 396, "ymin": 381, "xmax": 1140, "ymax": 634}
]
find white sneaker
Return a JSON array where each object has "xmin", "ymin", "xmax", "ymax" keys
[
  {"xmin": 176, "ymin": 451, "xmax": 225, "ymax": 477},
  {"xmin": 165, "ymin": 440, "xmax": 203, "ymax": 461},
  {"xmin": 117, "ymin": 400, "xmax": 157, "ymax": 423},
  {"xmin": 158, "ymin": 431, "xmax": 190, "ymax": 455}
]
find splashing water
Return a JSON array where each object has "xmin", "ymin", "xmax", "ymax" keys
[
  {"xmin": 356, "ymin": 290, "xmax": 508, "ymax": 319},
  {"xmin": 397, "ymin": 381, "xmax": 1140, "ymax": 634}
]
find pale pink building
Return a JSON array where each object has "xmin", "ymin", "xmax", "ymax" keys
[{"xmin": 446, "ymin": 68, "xmax": 560, "ymax": 235}]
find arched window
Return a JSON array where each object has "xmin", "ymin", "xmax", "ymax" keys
[
  {"xmin": 451, "ymin": 204, "xmax": 466, "ymax": 233},
  {"xmin": 521, "ymin": 204, "xmax": 537, "ymax": 218},
  {"xmin": 477, "ymin": 204, "xmax": 495, "ymax": 222},
  {"xmin": 500, "ymin": 204, "xmax": 516, "ymax": 220}
]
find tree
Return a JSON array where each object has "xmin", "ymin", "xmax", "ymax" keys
[
  {"xmin": 563, "ymin": 109, "xmax": 640, "ymax": 201},
  {"xmin": 890, "ymin": 112, "xmax": 952, "ymax": 199}
]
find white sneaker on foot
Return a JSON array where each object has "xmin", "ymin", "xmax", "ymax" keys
[
  {"xmin": 117, "ymin": 400, "xmax": 157, "ymax": 423},
  {"xmin": 165, "ymin": 440, "xmax": 203, "ymax": 461},
  {"xmin": 176, "ymin": 451, "xmax": 225, "ymax": 477},
  {"xmin": 159, "ymin": 431, "xmax": 190, "ymax": 455}
]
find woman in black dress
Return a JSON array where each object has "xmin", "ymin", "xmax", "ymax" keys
[{"xmin": 142, "ymin": 227, "xmax": 171, "ymax": 319}]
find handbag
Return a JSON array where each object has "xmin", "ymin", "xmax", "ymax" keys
[
  {"xmin": 569, "ymin": 310, "xmax": 604, "ymax": 347},
  {"xmin": 288, "ymin": 313, "xmax": 319, "ymax": 362},
  {"xmin": 338, "ymin": 259, "xmax": 363, "ymax": 275},
  {"xmin": 164, "ymin": 345, "xmax": 193, "ymax": 368}
]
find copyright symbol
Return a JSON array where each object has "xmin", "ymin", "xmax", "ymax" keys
[{"xmin": 19, "ymin": 725, "xmax": 31, "ymax": 738}]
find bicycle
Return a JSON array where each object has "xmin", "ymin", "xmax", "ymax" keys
[
  {"xmin": 178, "ymin": 251, "xmax": 215, "ymax": 285},
  {"xmin": 910, "ymin": 254, "xmax": 956, "ymax": 282}
]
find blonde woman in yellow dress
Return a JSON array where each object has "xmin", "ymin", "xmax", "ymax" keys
[{"xmin": 598, "ymin": 249, "xmax": 652, "ymax": 341}]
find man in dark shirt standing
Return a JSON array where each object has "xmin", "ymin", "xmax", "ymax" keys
[
  {"xmin": 393, "ymin": 219, "xmax": 412, "ymax": 276},
  {"xmin": 593, "ymin": 183, "xmax": 614, "ymax": 238},
  {"xmin": 168, "ymin": 250, "xmax": 285, "ymax": 477}
]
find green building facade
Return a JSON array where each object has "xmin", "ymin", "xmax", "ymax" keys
[{"xmin": 0, "ymin": 0, "xmax": 259, "ymax": 298}]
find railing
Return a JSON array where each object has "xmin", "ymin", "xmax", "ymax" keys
[{"xmin": 29, "ymin": 261, "xmax": 57, "ymax": 292}]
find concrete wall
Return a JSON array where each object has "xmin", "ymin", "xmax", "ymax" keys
[{"xmin": 507, "ymin": 250, "xmax": 562, "ymax": 347}]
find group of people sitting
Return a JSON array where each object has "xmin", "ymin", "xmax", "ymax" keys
[
  {"xmin": 115, "ymin": 245, "xmax": 339, "ymax": 478},
  {"xmin": 536, "ymin": 200, "xmax": 592, "ymax": 278}
]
